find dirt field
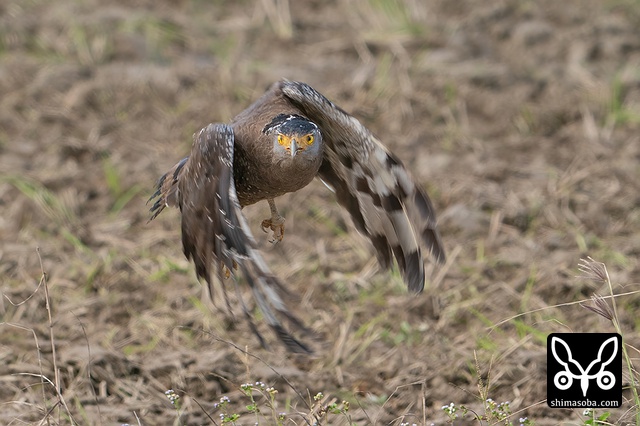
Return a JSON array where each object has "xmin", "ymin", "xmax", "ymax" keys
[{"xmin": 2, "ymin": 0, "xmax": 640, "ymax": 424}]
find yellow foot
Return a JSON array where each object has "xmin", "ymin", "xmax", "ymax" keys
[
  {"xmin": 260, "ymin": 216, "xmax": 285, "ymax": 244},
  {"xmin": 222, "ymin": 260, "xmax": 238, "ymax": 279}
]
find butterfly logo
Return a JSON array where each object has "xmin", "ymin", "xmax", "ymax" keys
[{"xmin": 551, "ymin": 336, "xmax": 618, "ymax": 397}]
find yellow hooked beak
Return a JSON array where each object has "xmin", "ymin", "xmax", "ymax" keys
[{"xmin": 277, "ymin": 133, "xmax": 315, "ymax": 157}]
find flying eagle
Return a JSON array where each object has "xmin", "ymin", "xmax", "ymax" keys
[{"xmin": 149, "ymin": 80, "xmax": 445, "ymax": 353}]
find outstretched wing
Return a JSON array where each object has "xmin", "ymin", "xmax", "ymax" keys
[
  {"xmin": 280, "ymin": 80, "xmax": 445, "ymax": 292},
  {"xmin": 149, "ymin": 124, "xmax": 312, "ymax": 353}
]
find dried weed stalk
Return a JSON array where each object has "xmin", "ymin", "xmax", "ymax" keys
[
  {"xmin": 578, "ymin": 256, "xmax": 640, "ymax": 424},
  {"xmin": 2, "ymin": 248, "xmax": 76, "ymax": 424},
  {"xmin": 578, "ymin": 256, "xmax": 619, "ymax": 326}
]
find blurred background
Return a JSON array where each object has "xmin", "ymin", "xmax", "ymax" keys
[{"xmin": 1, "ymin": 0, "xmax": 639, "ymax": 424}]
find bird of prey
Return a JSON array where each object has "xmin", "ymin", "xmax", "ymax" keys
[{"xmin": 149, "ymin": 80, "xmax": 445, "ymax": 353}]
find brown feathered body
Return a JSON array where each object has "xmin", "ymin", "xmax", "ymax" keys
[
  {"xmin": 149, "ymin": 80, "xmax": 445, "ymax": 353},
  {"xmin": 230, "ymin": 89, "xmax": 323, "ymax": 206}
]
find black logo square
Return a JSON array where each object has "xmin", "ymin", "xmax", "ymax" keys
[{"xmin": 547, "ymin": 333, "xmax": 622, "ymax": 408}]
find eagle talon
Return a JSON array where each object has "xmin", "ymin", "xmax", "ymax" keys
[
  {"xmin": 260, "ymin": 217, "xmax": 285, "ymax": 243},
  {"xmin": 222, "ymin": 260, "xmax": 238, "ymax": 279},
  {"xmin": 261, "ymin": 198, "xmax": 286, "ymax": 243}
]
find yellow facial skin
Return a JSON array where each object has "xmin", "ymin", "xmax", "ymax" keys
[{"xmin": 277, "ymin": 133, "xmax": 315, "ymax": 156}]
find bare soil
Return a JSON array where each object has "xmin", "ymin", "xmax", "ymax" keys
[{"xmin": 1, "ymin": 0, "xmax": 640, "ymax": 425}]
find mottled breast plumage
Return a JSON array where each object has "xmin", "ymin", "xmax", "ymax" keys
[{"xmin": 233, "ymin": 112, "xmax": 323, "ymax": 207}]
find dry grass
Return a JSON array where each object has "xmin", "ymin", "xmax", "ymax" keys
[{"xmin": 1, "ymin": 0, "xmax": 640, "ymax": 424}]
